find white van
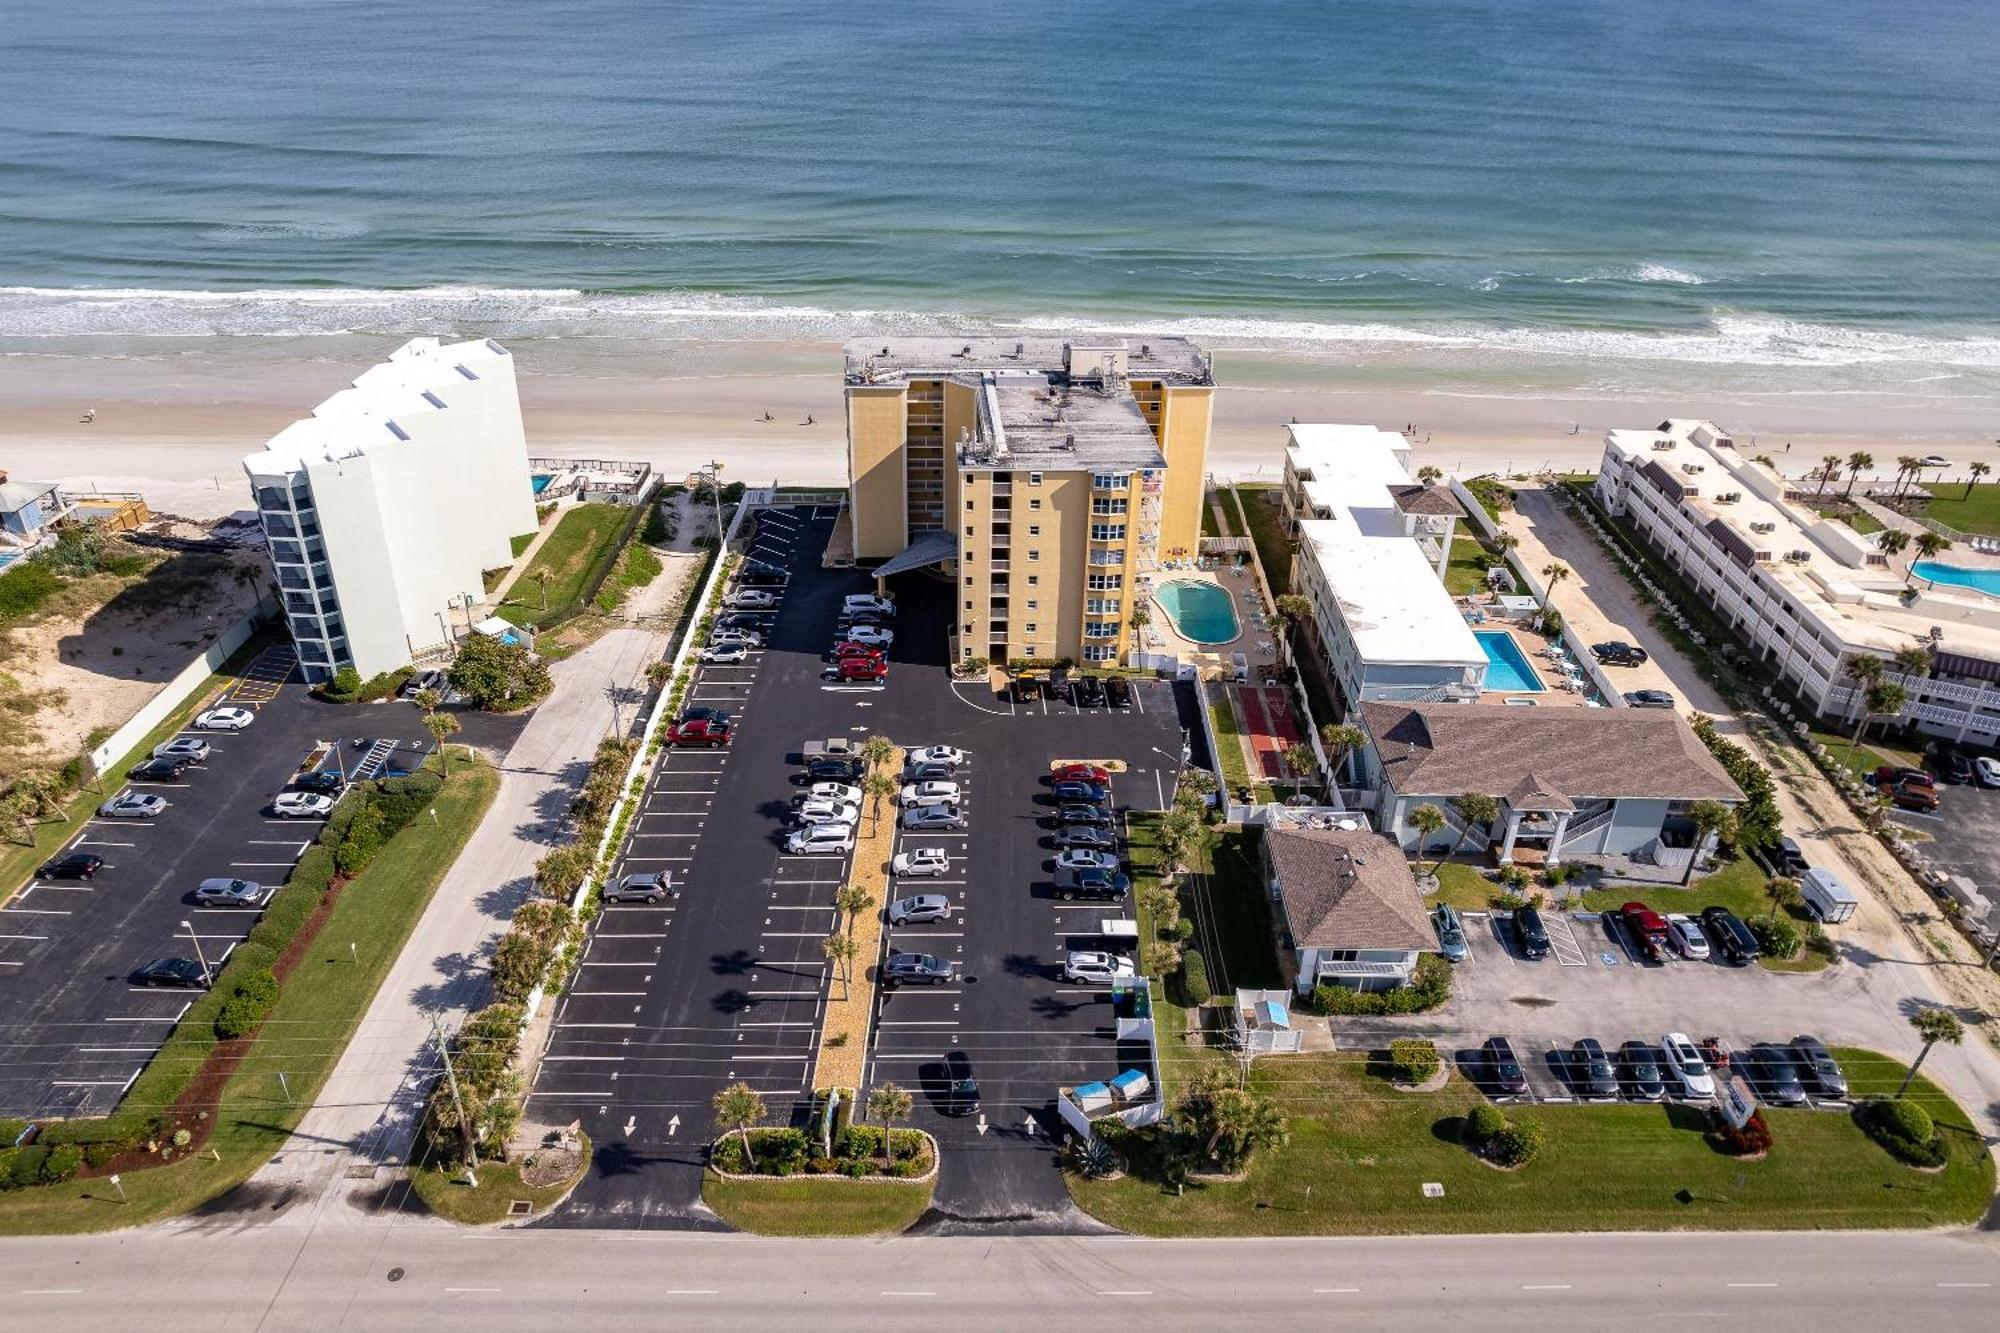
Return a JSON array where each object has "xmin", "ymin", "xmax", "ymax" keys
[
  {"xmin": 1798, "ymin": 867, "xmax": 1858, "ymax": 924},
  {"xmin": 785, "ymin": 823, "xmax": 855, "ymax": 856}
]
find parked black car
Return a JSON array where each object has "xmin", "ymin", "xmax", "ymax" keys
[
  {"xmin": 1054, "ymin": 825, "xmax": 1118, "ymax": 853},
  {"xmin": 1071, "ymin": 675, "xmax": 1107, "ymax": 707},
  {"xmin": 943, "ymin": 1050, "xmax": 980, "ymax": 1117},
  {"xmin": 881, "ymin": 952, "xmax": 956, "ymax": 988},
  {"xmin": 1934, "ymin": 747, "xmax": 1976, "ymax": 785},
  {"xmin": 1591, "ymin": 641, "xmax": 1649, "ymax": 667},
  {"xmin": 1514, "ymin": 905, "xmax": 1552, "ymax": 959},
  {"xmin": 1623, "ymin": 688, "xmax": 1677, "ymax": 709},
  {"xmin": 39, "ymin": 852, "xmax": 104, "ymax": 880},
  {"xmin": 1742, "ymin": 1043, "xmax": 1808, "ymax": 1106},
  {"xmin": 131, "ymin": 958, "xmax": 209, "ymax": 989},
  {"xmin": 1103, "ymin": 676, "xmax": 1132, "ymax": 708},
  {"xmin": 129, "ymin": 756, "xmax": 190, "ymax": 782},
  {"xmin": 806, "ymin": 758, "xmax": 864, "ymax": 783},
  {"xmin": 1050, "ymin": 780, "xmax": 1109, "ymax": 805},
  {"xmin": 1052, "ymin": 866, "xmax": 1131, "ymax": 901},
  {"xmin": 291, "ymin": 769, "xmax": 346, "ymax": 795},
  {"xmin": 1618, "ymin": 1040, "xmax": 1668, "ymax": 1100},
  {"xmin": 1054, "ymin": 803, "xmax": 1113, "ymax": 827},
  {"xmin": 714, "ymin": 612, "xmax": 767, "ymax": 632},
  {"xmin": 1570, "ymin": 1038, "xmax": 1618, "ymax": 1098},
  {"xmin": 1700, "ymin": 905, "xmax": 1761, "ymax": 964},
  {"xmin": 1482, "ymin": 1037, "xmax": 1529, "ymax": 1096},
  {"xmin": 1791, "ymin": 1035, "xmax": 1848, "ymax": 1099}
]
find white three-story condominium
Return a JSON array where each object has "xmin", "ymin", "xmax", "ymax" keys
[{"xmin": 243, "ymin": 337, "xmax": 536, "ymax": 682}]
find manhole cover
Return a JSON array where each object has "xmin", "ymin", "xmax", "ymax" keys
[
  {"xmin": 387, "ymin": 1267, "xmax": 405, "ymax": 1283},
  {"xmin": 508, "ymin": 1199, "xmax": 534, "ymax": 1216}
]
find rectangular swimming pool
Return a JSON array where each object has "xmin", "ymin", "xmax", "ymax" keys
[{"xmin": 1476, "ymin": 630, "xmax": 1545, "ymax": 694}]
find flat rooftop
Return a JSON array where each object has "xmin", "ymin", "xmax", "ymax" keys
[
  {"xmin": 1603, "ymin": 419, "xmax": 2000, "ymax": 659},
  {"xmin": 964, "ymin": 371, "xmax": 1166, "ymax": 471},
  {"xmin": 844, "ymin": 335, "xmax": 1212, "ymax": 387}
]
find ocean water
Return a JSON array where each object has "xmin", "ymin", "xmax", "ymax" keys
[{"xmin": 2, "ymin": 0, "xmax": 1998, "ymax": 373}]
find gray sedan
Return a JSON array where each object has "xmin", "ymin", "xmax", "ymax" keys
[{"xmin": 192, "ymin": 878, "xmax": 271, "ymax": 908}]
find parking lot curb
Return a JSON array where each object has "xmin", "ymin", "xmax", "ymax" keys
[{"xmin": 810, "ymin": 747, "xmax": 903, "ymax": 1094}]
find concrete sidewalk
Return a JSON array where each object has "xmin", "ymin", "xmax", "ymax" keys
[{"xmin": 223, "ymin": 581, "xmax": 690, "ymax": 1229}]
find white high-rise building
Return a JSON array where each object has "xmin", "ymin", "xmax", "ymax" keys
[{"xmin": 243, "ymin": 337, "xmax": 537, "ymax": 682}]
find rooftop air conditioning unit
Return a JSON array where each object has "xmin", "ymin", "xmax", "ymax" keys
[{"xmin": 1750, "ymin": 521, "xmax": 1776, "ymax": 533}]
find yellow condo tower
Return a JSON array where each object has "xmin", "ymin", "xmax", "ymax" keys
[{"xmin": 844, "ymin": 336, "xmax": 1214, "ymax": 668}]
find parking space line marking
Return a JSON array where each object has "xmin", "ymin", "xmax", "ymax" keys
[
  {"xmin": 553, "ymin": 1023, "xmax": 638, "ymax": 1029},
  {"xmin": 569, "ymin": 991, "xmax": 647, "ymax": 997},
  {"xmin": 1725, "ymin": 1283, "xmax": 1778, "ymax": 1289},
  {"xmin": 1, "ymin": 908, "xmax": 70, "ymax": 915},
  {"xmin": 0, "ymin": 933, "xmax": 49, "ymax": 940},
  {"xmin": 1520, "ymin": 1284, "xmax": 1571, "ymax": 1291},
  {"xmin": 79, "ymin": 1047, "xmax": 157, "ymax": 1054},
  {"xmin": 579, "ymin": 961, "xmax": 653, "ymax": 967},
  {"xmin": 541, "ymin": 1056, "xmax": 626, "ymax": 1062},
  {"xmin": 594, "ymin": 932, "xmax": 669, "ymax": 939}
]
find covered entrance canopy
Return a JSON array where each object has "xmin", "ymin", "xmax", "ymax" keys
[{"xmin": 870, "ymin": 528, "xmax": 955, "ymax": 579}]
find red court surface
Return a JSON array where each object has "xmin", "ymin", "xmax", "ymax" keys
[{"xmin": 1231, "ymin": 684, "xmax": 1301, "ymax": 780}]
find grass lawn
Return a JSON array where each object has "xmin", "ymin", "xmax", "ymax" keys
[
  {"xmin": 1577, "ymin": 857, "xmax": 1832, "ymax": 973},
  {"xmin": 1807, "ymin": 725, "xmax": 1921, "ymax": 782},
  {"xmin": 1068, "ymin": 1046, "xmax": 1992, "ymax": 1236},
  {"xmin": 409, "ymin": 1132, "xmax": 590, "ymax": 1226},
  {"xmin": 1919, "ymin": 482, "xmax": 2000, "ymax": 537},
  {"xmin": 510, "ymin": 530, "xmax": 536, "ymax": 558},
  {"xmin": 0, "ymin": 758, "xmax": 498, "ymax": 1234},
  {"xmin": 1207, "ymin": 695, "xmax": 1258, "ymax": 798},
  {"xmin": 497, "ymin": 503, "xmax": 628, "ymax": 628},
  {"xmin": 1230, "ymin": 483, "xmax": 1293, "ymax": 595},
  {"xmin": 701, "ymin": 1174, "xmax": 933, "ymax": 1236},
  {"xmin": 1811, "ymin": 504, "xmax": 1884, "ymax": 536},
  {"xmin": 1442, "ymin": 534, "xmax": 1494, "ymax": 597},
  {"xmin": 1427, "ymin": 860, "xmax": 1504, "ymax": 910},
  {"xmin": 0, "ymin": 634, "xmax": 279, "ymax": 911},
  {"xmin": 1193, "ymin": 828, "xmax": 1286, "ymax": 996}
]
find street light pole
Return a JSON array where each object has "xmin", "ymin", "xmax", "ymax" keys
[{"xmin": 180, "ymin": 919, "xmax": 211, "ymax": 988}]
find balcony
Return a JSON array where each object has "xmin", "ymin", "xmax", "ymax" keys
[
  {"xmin": 989, "ymin": 560, "xmax": 1010, "ymax": 574},
  {"xmin": 1089, "ymin": 549, "xmax": 1126, "ymax": 567}
]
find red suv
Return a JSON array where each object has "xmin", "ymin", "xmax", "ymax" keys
[
  {"xmin": 1620, "ymin": 902, "xmax": 1670, "ymax": 962},
  {"xmin": 1889, "ymin": 780, "xmax": 1940, "ymax": 812},
  {"xmin": 1876, "ymin": 765, "xmax": 1935, "ymax": 790},
  {"xmin": 826, "ymin": 658, "xmax": 887, "ymax": 683},
  {"xmin": 833, "ymin": 641, "xmax": 885, "ymax": 660},
  {"xmin": 666, "ymin": 718, "xmax": 732, "ymax": 747},
  {"xmin": 1055, "ymin": 763, "xmax": 1111, "ymax": 785}
]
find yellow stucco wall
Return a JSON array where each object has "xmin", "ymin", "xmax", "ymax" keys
[
  {"xmin": 1155, "ymin": 384, "xmax": 1213, "ymax": 563},
  {"xmin": 846, "ymin": 386, "xmax": 908, "ymax": 559}
]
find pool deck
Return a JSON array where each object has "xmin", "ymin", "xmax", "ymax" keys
[
  {"xmin": 1134, "ymin": 566, "xmax": 1277, "ymax": 676},
  {"xmin": 1473, "ymin": 623, "xmax": 1595, "ymax": 706}
]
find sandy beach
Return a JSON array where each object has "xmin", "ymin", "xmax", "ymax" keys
[{"xmin": 3, "ymin": 337, "xmax": 1996, "ymax": 520}]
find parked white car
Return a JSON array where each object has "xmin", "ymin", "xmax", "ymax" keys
[
  {"xmin": 842, "ymin": 594, "xmax": 896, "ymax": 617},
  {"xmin": 900, "ymin": 780, "xmax": 960, "ymax": 807},
  {"xmin": 270, "ymin": 791, "xmax": 335, "ymax": 819},
  {"xmin": 1062, "ymin": 950, "xmax": 1137, "ymax": 985},
  {"xmin": 844, "ymin": 625, "xmax": 894, "ymax": 648},
  {"xmin": 794, "ymin": 798, "xmax": 859, "ymax": 826},
  {"xmin": 1978, "ymin": 756, "xmax": 2000, "ymax": 788},
  {"xmin": 195, "ymin": 706, "xmax": 255, "ymax": 731},
  {"xmin": 153, "ymin": 737, "xmax": 212, "ymax": 763},
  {"xmin": 709, "ymin": 627, "xmax": 763, "ymax": 648},
  {"xmin": 1665, "ymin": 914, "xmax": 1710, "ymax": 960},
  {"xmin": 1662, "ymin": 1031, "xmax": 1715, "ymax": 1098},
  {"xmin": 808, "ymin": 782, "xmax": 862, "ymax": 805},
  {"xmin": 98, "ymin": 792, "xmax": 166, "ymax": 819},
  {"xmin": 700, "ymin": 641, "xmax": 752, "ymax": 664},
  {"xmin": 892, "ymin": 847, "xmax": 950, "ymax": 877},
  {"xmin": 905, "ymin": 745, "xmax": 965, "ymax": 769},
  {"xmin": 727, "ymin": 589, "xmax": 778, "ymax": 610},
  {"xmin": 785, "ymin": 823, "xmax": 856, "ymax": 856}
]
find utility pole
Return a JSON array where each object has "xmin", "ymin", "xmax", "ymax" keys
[
  {"xmin": 180, "ymin": 919, "xmax": 211, "ymax": 988},
  {"xmin": 430, "ymin": 1015, "xmax": 479, "ymax": 1186},
  {"xmin": 704, "ymin": 460, "xmax": 726, "ymax": 540}
]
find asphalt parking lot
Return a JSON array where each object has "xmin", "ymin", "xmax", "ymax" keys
[
  {"xmin": 535, "ymin": 505, "xmax": 1196, "ymax": 1230},
  {"xmin": 1889, "ymin": 775, "xmax": 2000, "ymax": 898},
  {"xmin": 0, "ymin": 645, "xmax": 458, "ymax": 1119}
]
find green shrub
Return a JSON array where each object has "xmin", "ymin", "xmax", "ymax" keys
[
  {"xmin": 1858, "ymin": 1098, "xmax": 1947, "ymax": 1167},
  {"xmin": 83, "ymin": 1142, "xmax": 120, "ymax": 1169},
  {"xmin": 39, "ymin": 1145, "xmax": 81, "ymax": 1184},
  {"xmin": 0, "ymin": 1118, "xmax": 28, "ymax": 1147},
  {"xmin": 214, "ymin": 968, "xmax": 279, "ymax": 1039},
  {"xmin": 326, "ymin": 667, "xmax": 362, "ymax": 699},
  {"xmin": 1313, "ymin": 955, "xmax": 1451, "ymax": 1016},
  {"xmin": 1749, "ymin": 914, "xmax": 1800, "ymax": 959},
  {"xmin": 1489, "ymin": 1121, "xmax": 1546, "ymax": 1167},
  {"xmin": 1462, "ymin": 1105, "xmax": 1506, "ymax": 1145},
  {"xmin": 5, "ymin": 1144, "xmax": 49, "ymax": 1189},
  {"xmin": 1179, "ymin": 950, "xmax": 1211, "ymax": 1006},
  {"xmin": 1387, "ymin": 1039, "xmax": 1441, "ymax": 1085},
  {"xmin": 0, "ymin": 559, "xmax": 63, "ymax": 622}
]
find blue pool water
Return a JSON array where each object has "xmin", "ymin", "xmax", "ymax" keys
[
  {"xmin": 1476, "ymin": 630, "xmax": 1545, "ymax": 693},
  {"xmin": 0, "ymin": 552, "xmax": 19, "ymax": 572},
  {"xmin": 530, "ymin": 473, "xmax": 554, "ymax": 495},
  {"xmin": 1153, "ymin": 579, "xmax": 1241, "ymax": 645},
  {"xmin": 1914, "ymin": 561, "xmax": 2000, "ymax": 597}
]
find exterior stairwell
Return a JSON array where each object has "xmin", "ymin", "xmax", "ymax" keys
[{"xmin": 1553, "ymin": 802, "xmax": 1616, "ymax": 856}]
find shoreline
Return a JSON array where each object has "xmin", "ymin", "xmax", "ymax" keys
[{"xmin": 3, "ymin": 336, "xmax": 1996, "ymax": 520}]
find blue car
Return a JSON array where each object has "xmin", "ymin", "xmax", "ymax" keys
[
  {"xmin": 1051, "ymin": 780, "xmax": 1108, "ymax": 805},
  {"xmin": 1432, "ymin": 904, "xmax": 1469, "ymax": 963}
]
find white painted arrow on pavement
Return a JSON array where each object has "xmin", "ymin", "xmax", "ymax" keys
[
  {"xmin": 975, "ymin": 1113, "xmax": 987, "ymax": 1136},
  {"xmin": 667, "ymin": 1115, "xmax": 681, "ymax": 1136},
  {"xmin": 1023, "ymin": 1114, "xmax": 1038, "ymax": 1135},
  {"xmin": 623, "ymin": 1116, "xmax": 637, "ymax": 1137}
]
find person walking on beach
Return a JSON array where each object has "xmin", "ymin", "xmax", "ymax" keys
[
  {"xmin": 803, "ymin": 413, "xmax": 814, "ymax": 426},
  {"xmin": 80, "ymin": 406, "xmax": 95, "ymax": 423},
  {"xmin": 760, "ymin": 410, "xmax": 774, "ymax": 422}
]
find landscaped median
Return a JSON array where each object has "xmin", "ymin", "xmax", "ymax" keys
[
  {"xmin": 0, "ymin": 756, "xmax": 498, "ymax": 1234},
  {"xmin": 810, "ymin": 743, "xmax": 902, "ymax": 1095},
  {"xmin": 408, "ymin": 1128, "xmax": 592, "ymax": 1226},
  {"xmin": 1066, "ymin": 1044, "xmax": 1992, "ymax": 1236},
  {"xmin": 700, "ymin": 1117, "xmax": 936, "ymax": 1237}
]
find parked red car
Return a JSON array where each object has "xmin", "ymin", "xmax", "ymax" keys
[
  {"xmin": 825, "ymin": 657, "xmax": 887, "ymax": 682},
  {"xmin": 1620, "ymin": 902, "xmax": 1670, "ymax": 962},
  {"xmin": 1889, "ymin": 780, "xmax": 1940, "ymax": 812},
  {"xmin": 665, "ymin": 717, "xmax": 732, "ymax": 747},
  {"xmin": 1876, "ymin": 765, "xmax": 1935, "ymax": 790},
  {"xmin": 1054, "ymin": 763, "xmax": 1111, "ymax": 785},
  {"xmin": 833, "ymin": 641, "xmax": 886, "ymax": 660}
]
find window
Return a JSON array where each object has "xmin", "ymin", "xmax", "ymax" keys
[
  {"xmin": 1092, "ymin": 498, "xmax": 1128, "ymax": 516},
  {"xmin": 965, "ymin": 600, "xmax": 973, "ymax": 609},
  {"xmin": 966, "ymin": 500, "xmax": 974, "ymax": 510},
  {"xmin": 1085, "ymin": 621, "xmax": 1118, "ymax": 639},
  {"xmin": 1030, "ymin": 498, "xmax": 1042, "ymax": 510},
  {"xmin": 1028, "ymin": 550, "xmax": 1040, "ymax": 561},
  {"xmin": 1087, "ymin": 597, "xmax": 1122, "ymax": 615},
  {"xmin": 1092, "ymin": 472, "xmax": 1129, "ymax": 490},
  {"xmin": 1029, "ymin": 525, "xmax": 1041, "ymax": 536},
  {"xmin": 963, "ymin": 624, "xmax": 973, "ymax": 636},
  {"xmin": 1024, "ymin": 623, "xmax": 1037, "ymax": 634},
  {"xmin": 1027, "ymin": 599, "xmax": 1038, "ymax": 609},
  {"xmin": 1090, "ymin": 523, "xmax": 1126, "ymax": 541},
  {"xmin": 965, "ymin": 524, "xmax": 974, "ymax": 536},
  {"xmin": 1028, "ymin": 472, "xmax": 1043, "ymax": 485},
  {"xmin": 1087, "ymin": 573, "xmax": 1123, "ymax": 590},
  {"xmin": 1084, "ymin": 644, "xmax": 1116, "ymax": 662},
  {"xmin": 1028, "ymin": 575, "xmax": 1039, "ymax": 585},
  {"xmin": 965, "ymin": 576, "xmax": 973, "ymax": 585}
]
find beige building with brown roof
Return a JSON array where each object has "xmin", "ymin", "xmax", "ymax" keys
[
  {"xmin": 1260, "ymin": 826, "xmax": 1435, "ymax": 993},
  {"xmin": 1356, "ymin": 701, "xmax": 1744, "ymax": 868}
]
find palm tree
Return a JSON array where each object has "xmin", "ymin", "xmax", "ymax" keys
[
  {"xmin": 1914, "ymin": 531, "xmax": 1950, "ymax": 561},
  {"xmin": 1893, "ymin": 455, "xmax": 1921, "ymax": 498},
  {"xmin": 1682, "ymin": 800, "xmax": 1738, "ymax": 885},
  {"xmin": 1280, "ymin": 741, "xmax": 1315, "ymax": 788},
  {"xmin": 645, "ymin": 660, "xmax": 674, "ymax": 692},
  {"xmin": 860, "ymin": 734, "xmax": 896, "ymax": 774},
  {"xmin": 1964, "ymin": 461, "xmax": 1991, "ymax": 499},
  {"xmin": 1843, "ymin": 451, "xmax": 1873, "ymax": 498},
  {"xmin": 414, "ymin": 687, "xmax": 441, "ymax": 712},
  {"xmin": 1441, "ymin": 792, "xmax": 1500, "ymax": 867},
  {"xmin": 1319, "ymin": 723, "xmax": 1366, "ymax": 785},
  {"xmin": 861, "ymin": 771, "xmax": 897, "ymax": 833},
  {"xmin": 1128, "ymin": 605, "xmax": 1151, "ymax": 635},
  {"xmin": 529, "ymin": 566, "xmax": 555, "ymax": 611},
  {"xmin": 1417, "ymin": 465, "xmax": 1443, "ymax": 487},
  {"xmin": 422, "ymin": 711, "xmax": 461, "ymax": 776},
  {"xmin": 1844, "ymin": 679, "xmax": 1907, "ymax": 768},
  {"xmin": 834, "ymin": 882, "xmax": 873, "ymax": 937},
  {"xmin": 1877, "ymin": 529, "xmax": 1910, "ymax": 564},
  {"xmin": 1272, "ymin": 593, "xmax": 1313, "ymax": 671},
  {"xmin": 1540, "ymin": 562, "xmax": 1571, "ymax": 597},
  {"xmin": 1158, "ymin": 807, "xmax": 1206, "ymax": 879},
  {"xmin": 1896, "ymin": 1007, "xmax": 1965, "ymax": 1099},
  {"xmin": 821, "ymin": 933, "xmax": 859, "ymax": 999},
  {"xmin": 1892, "ymin": 645, "xmax": 1935, "ymax": 681},
  {"xmin": 1840, "ymin": 654, "xmax": 1884, "ymax": 728},
  {"xmin": 866, "ymin": 1082, "xmax": 913, "ymax": 1172},
  {"xmin": 1767, "ymin": 876, "xmax": 1802, "ymax": 924},
  {"xmin": 711, "ymin": 1082, "xmax": 767, "ymax": 1171},
  {"xmin": 1815, "ymin": 455, "xmax": 1843, "ymax": 497},
  {"xmin": 1487, "ymin": 531, "xmax": 1520, "ymax": 558},
  {"xmin": 1408, "ymin": 803, "xmax": 1448, "ymax": 871}
]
